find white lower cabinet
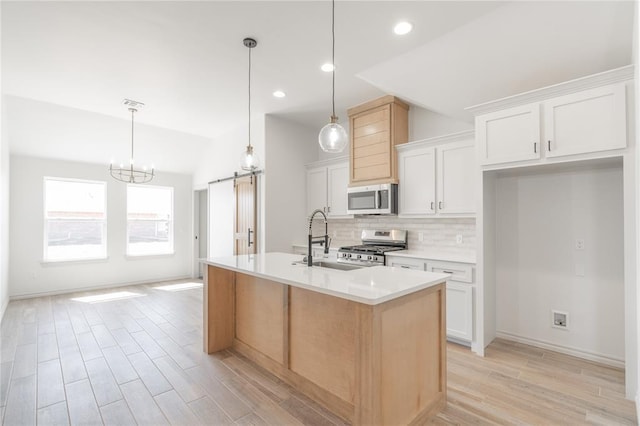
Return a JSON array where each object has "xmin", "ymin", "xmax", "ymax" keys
[
  {"xmin": 443, "ymin": 282, "xmax": 473, "ymax": 342},
  {"xmin": 387, "ymin": 255, "xmax": 475, "ymax": 343}
]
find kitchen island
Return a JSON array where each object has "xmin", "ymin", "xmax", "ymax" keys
[{"xmin": 201, "ymin": 252, "xmax": 448, "ymax": 425}]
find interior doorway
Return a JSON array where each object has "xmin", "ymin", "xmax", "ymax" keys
[{"xmin": 194, "ymin": 188, "xmax": 208, "ymax": 278}]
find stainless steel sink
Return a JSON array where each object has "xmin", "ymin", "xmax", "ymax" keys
[
  {"xmin": 312, "ymin": 261, "xmax": 362, "ymax": 271},
  {"xmin": 292, "ymin": 260, "xmax": 362, "ymax": 271}
]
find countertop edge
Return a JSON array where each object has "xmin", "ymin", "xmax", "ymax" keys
[{"xmin": 202, "ymin": 257, "xmax": 448, "ymax": 305}]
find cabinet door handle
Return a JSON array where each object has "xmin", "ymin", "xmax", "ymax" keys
[
  {"xmin": 534, "ymin": 142, "xmax": 537, "ymax": 153},
  {"xmin": 430, "ymin": 201, "xmax": 434, "ymax": 211},
  {"xmin": 247, "ymin": 228, "xmax": 253, "ymax": 247},
  {"xmin": 439, "ymin": 201, "xmax": 443, "ymax": 210},
  {"xmin": 327, "ymin": 206, "xmax": 331, "ymax": 213},
  {"xmin": 548, "ymin": 140, "xmax": 551, "ymax": 151}
]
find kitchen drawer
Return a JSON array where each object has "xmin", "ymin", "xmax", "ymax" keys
[
  {"xmin": 386, "ymin": 256, "xmax": 426, "ymax": 271},
  {"xmin": 427, "ymin": 260, "xmax": 473, "ymax": 283}
]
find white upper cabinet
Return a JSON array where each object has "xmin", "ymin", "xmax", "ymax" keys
[
  {"xmin": 544, "ymin": 84, "xmax": 626, "ymax": 158},
  {"xmin": 469, "ymin": 71, "xmax": 630, "ymax": 168},
  {"xmin": 477, "ymin": 103, "xmax": 541, "ymax": 165},
  {"xmin": 397, "ymin": 131, "xmax": 475, "ymax": 217},
  {"xmin": 306, "ymin": 166, "xmax": 327, "ymax": 215},
  {"xmin": 326, "ymin": 163, "xmax": 350, "ymax": 217},
  {"xmin": 398, "ymin": 146, "xmax": 436, "ymax": 216},
  {"xmin": 438, "ymin": 142, "xmax": 475, "ymax": 214},
  {"xmin": 305, "ymin": 158, "xmax": 352, "ymax": 218}
]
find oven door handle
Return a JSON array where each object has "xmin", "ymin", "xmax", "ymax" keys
[{"xmin": 375, "ymin": 191, "xmax": 381, "ymax": 209}]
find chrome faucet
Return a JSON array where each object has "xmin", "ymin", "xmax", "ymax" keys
[{"xmin": 307, "ymin": 209, "xmax": 330, "ymax": 266}]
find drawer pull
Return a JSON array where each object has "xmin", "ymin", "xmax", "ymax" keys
[
  {"xmin": 443, "ymin": 270, "xmax": 454, "ymax": 274},
  {"xmin": 400, "ymin": 265, "xmax": 411, "ymax": 269}
]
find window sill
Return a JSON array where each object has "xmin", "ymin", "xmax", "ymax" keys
[
  {"xmin": 125, "ymin": 252, "xmax": 175, "ymax": 260},
  {"xmin": 41, "ymin": 257, "xmax": 109, "ymax": 266}
]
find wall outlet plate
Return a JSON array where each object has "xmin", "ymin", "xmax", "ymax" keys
[
  {"xmin": 575, "ymin": 239, "xmax": 585, "ymax": 250},
  {"xmin": 418, "ymin": 232, "xmax": 424, "ymax": 242},
  {"xmin": 552, "ymin": 310, "xmax": 569, "ymax": 330},
  {"xmin": 456, "ymin": 234, "xmax": 463, "ymax": 244}
]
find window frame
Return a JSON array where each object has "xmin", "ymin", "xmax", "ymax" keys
[
  {"xmin": 42, "ymin": 176, "xmax": 108, "ymax": 263},
  {"xmin": 126, "ymin": 184, "xmax": 175, "ymax": 257}
]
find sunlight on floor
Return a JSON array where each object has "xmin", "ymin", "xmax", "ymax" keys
[
  {"xmin": 71, "ymin": 291, "xmax": 144, "ymax": 304},
  {"xmin": 153, "ymin": 282, "xmax": 203, "ymax": 292}
]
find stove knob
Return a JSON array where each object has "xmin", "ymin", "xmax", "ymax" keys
[
  {"xmin": 357, "ymin": 254, "xmax": 362, "ymax": 259},
  {"xmin": 367, "ymin": 255, "xmax": 372, "ymax": 261},
  {"xmin": 348, "ymin": 254, "xmax": 352, "ymax": 258}
]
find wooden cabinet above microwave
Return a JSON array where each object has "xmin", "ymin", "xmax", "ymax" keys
[{"xmin": 348, "ymin": 95, "xmax": 409, "ymax": 186}]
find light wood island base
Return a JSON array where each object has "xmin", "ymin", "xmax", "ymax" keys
[{"xmin": 203, "ymin": 265, "xmax": 447, "ymax": 425}]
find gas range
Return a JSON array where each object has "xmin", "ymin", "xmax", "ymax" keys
[{"xmin": 338, "ymin": 230, "xmax": 407, "ymax": 267}]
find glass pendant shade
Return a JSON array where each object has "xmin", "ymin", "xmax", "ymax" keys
[
  {"xmin": 240, "ymin": 144, "xmax": 260, "ymax": 171},
  {"xmin": 318, "ymin": 118, "xmax": 348, "ymax": 153}
]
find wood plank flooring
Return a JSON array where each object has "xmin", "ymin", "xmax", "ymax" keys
[{"xmin": 0, "ymin": 279, "xmax": 637, "ymax": 425}]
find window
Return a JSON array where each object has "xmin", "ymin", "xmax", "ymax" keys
[
  {"xmin": 127, "ymin": 185, "xmax": 174, "ymax": 256},
  {"xmin": 44, "ymin": 177, "xmax": 107, "ymax": 262}
]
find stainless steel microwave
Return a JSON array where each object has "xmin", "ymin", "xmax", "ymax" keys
[{"xmin": 347, "ymin": 184, "xmax": 398, "ymax": 215}]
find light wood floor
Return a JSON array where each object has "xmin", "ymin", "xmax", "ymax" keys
[{"xmin": 0, "ymin": 280, "xmax": 637, "ymax": 426}]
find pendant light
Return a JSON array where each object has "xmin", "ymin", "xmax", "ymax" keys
[
  {"xmin": 318, "ymin": 0, "xmax": 348, "ymax": 153},
  {"xmin": 109, "ymin": 99, "xmax": 154, "ymax": 184},
  {"xmin": 240, "ymin": 37, "xmax": 261, "ymax": 172}
]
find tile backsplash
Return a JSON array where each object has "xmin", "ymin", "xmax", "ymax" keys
[{"xmin": 321, "ymin": 217, "xmax": 476, "ymax": 257}]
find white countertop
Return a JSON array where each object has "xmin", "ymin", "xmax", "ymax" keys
[
  {"xmin": 387, "ymin": 249, "xmax": 476, "ymax": 264},
  {"xmin": 202, "ymin": 252, "xmax": 449, "ymax": 305}
]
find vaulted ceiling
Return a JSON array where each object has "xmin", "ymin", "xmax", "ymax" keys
[{"xmin": 1, "ymin": 1, "xmax": 635, "ymax": 169}]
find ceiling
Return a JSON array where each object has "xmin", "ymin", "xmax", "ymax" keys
[{"xmin": 1, "ymin": 1, "xmax": 635, "ymax": 159}]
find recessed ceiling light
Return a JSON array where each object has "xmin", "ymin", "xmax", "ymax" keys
[
  {"xmin": 394, "ymin": 21, "xmax": 413, "ymax": 35},
  {"xmin": 321, "ymin": 63, "xmax": 335, "ymax": 72},
  {"xmin": 273, "ymin": 90, "xmax": 286, "ymax": 98}
]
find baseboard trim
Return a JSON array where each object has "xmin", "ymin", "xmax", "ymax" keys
[
  {"xmin": 496, "ymin": 331, "xmax": 624, "ymax": 369},
  {"xmin": 9, "ymin": 275, "xmax": 194, "ymax": 300}
]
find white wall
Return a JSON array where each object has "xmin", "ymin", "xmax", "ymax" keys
[
  {"xmin": 409, "ymin": 107, "xmax": 473, "ymax": 142},
  {"xmin": 495, "ymin": 164, "xmax": 625, "ymax": 364},
  {"xmin": 9, "ymin": 155, "xmax": 192, "ymax": 297},
  {"xmin": 193, "ymin": 116, "xmax": 266, "ymax": 256},
  {"xmin": 316, "ymin": 104, "xmax": 473, "ymax": 162},
  {"xmin": 264, "ymin": 115, "xmax": 318, "ymax": 252}
]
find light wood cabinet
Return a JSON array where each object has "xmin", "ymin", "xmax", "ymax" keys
[
  {"xmin": 348, "ymin": 96, "xmax": 409, "ymax": 185},
  {"xmin": 204, "ymin": 265, "xmax": 447, "ymax": 425},
  {"xmin": 397, "ymin": 131, "xmax": 475, "ymax": 217},
  {"xmin": 306, "ymin": 159, "xmax": 352, "ymax": 218},
  {"xmin": 476, "ymin": 83, "xmax": 627, "ymax": 167}
]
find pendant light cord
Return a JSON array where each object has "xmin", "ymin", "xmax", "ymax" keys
[
  {"xmin": 331, "ymin": 0, "xmax": 336, "ymax": 119},
  {"xmin": 248, "ymin": 42, "xmax": 252, "ymax": 149},
  {"xmin": 130, "ymin": 108, "xmax": 135, "ymax": 171}
]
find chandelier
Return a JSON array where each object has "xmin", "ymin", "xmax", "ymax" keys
[{"xmin": 110, "ymin": 99, "xmax": 155, "ymax": 184}]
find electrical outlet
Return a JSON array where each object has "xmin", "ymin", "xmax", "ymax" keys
[
  {"xmin": 575, "ymin": 239, "xmax": 585, "ymax": 250},
  {"xmin": 418, "ymin": 232, "xmax": 424, "ymax": 242},
  {"xmin": 456, "ymin": 234, "xmax": 463, "ymax": 245}
]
